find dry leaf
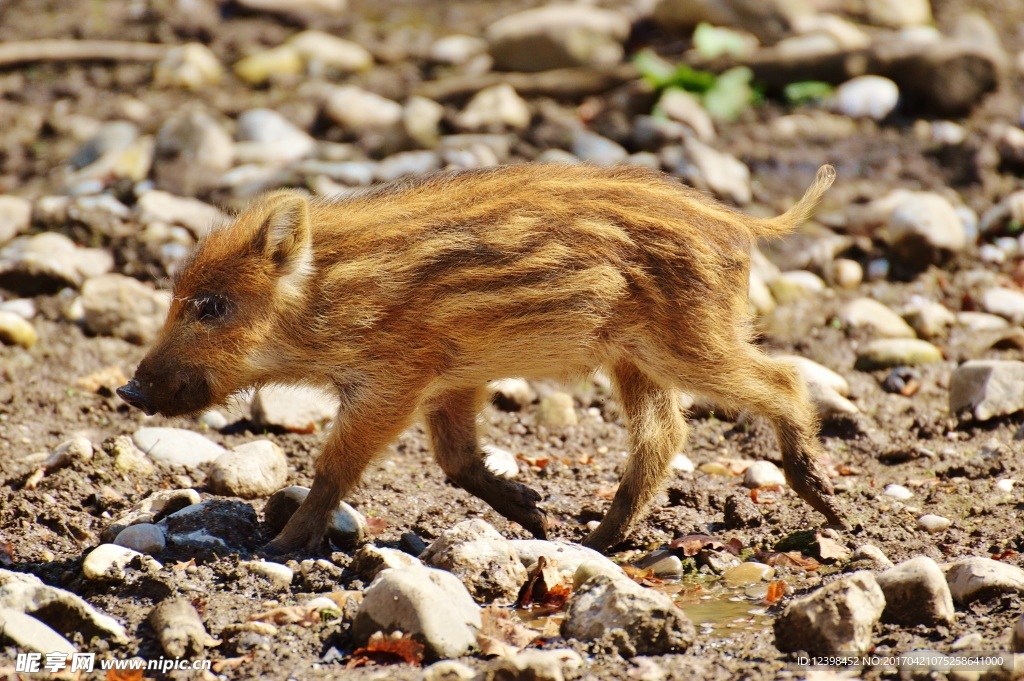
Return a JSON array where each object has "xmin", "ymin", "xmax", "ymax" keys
[
  {"xmin": 476, "ymin": 606, "xmax": 539, "ymax": 658},
  {"xmin": 517, "ymin": 556, "xmax": 571, "ymax": 609},
  {"xmin": 991, "ymin": 550, "xmax": 1016, "ymax": 561},
  {"xmin": 211, "ymin": 657, "xmax": 251, "ymax": 673},
  {"xmin": 173, "ymin": 558, "xmax": 196, "ymax": 573},
  {"xmin": 765, "ymin": 579, "xmax": 787, "ymax": 604},
  {"xmin": 759, "ymin": 551, "xmax": 820, "ymax": 571},
  {"xmin": 348, "ymin": 631, "xmax": 424, "ymax": 668},
  {"xmin": 247, "ymin": 605, "xmax": 319, "ymax": 627},
  {"xmin": 366, "ymin": 517, "xmax": 388, "ymax": 535},
  {"xmin": 106, "ymin": 668, "xmax": 144, "ymax": 681},
  {"xmin": 77, "ymin": 366, "xmax": 130, "ymax": 395},
  {"xmin": 815, "ymin": 533, "xmax": 851, "ymax": 561},
  {"xmin": 835, "ymin": 464, "xmax": 861, "ymax": 476},
  {"xmin": 595, "ymin": 485, "xmax": 618, "ymax": 500},
  {"xmin": 516, "ymin": 454, "xmax": 550, "ymax": 469},
  {"xmin": 750, "ymin": 487, "xmax": 780, "ymax": 505},
  {"xmin": 670, "ymin": 534, "xmax": 737, "ymax": 557},
  {"xmin": 0, "ymin": 541, "xmax": 12, "ymax": 566}
]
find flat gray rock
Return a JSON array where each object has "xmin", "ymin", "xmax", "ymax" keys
[{"xmin": 133, "ymin": 427, "xmax": 226, "ymax": 468}]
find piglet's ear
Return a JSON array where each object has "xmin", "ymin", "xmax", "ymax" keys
[{"xmin": 259, "ymin": 191, "xmax": 311, "ymax": 272}]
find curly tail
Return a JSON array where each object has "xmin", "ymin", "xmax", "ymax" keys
[{"xmin": 755, "ymin": 164, "xmax": 836, "ymax": 236}]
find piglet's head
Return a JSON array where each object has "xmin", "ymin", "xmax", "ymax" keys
[{"xmin": 118, "ymin": 190, "xmax": 314, "ymax": 417}]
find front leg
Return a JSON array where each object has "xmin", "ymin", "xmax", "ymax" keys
[{"xmin": 264, "ymin": 384, "xmax": 420, "ymax": 555}]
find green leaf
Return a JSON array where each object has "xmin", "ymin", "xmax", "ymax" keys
[
  {"xmin": 784, "ymin": 80, "xmax": 834, "ymax": 105},
  {"xmin": 702, "ymin": 66, "xmax": 755, "ymax": 121},
  {"xmin": 634, "ymin": 48, "xmax": 677, "ymax": 89},
  {"xmin": 693, "ymin": 22, "xmax": 754, "ymax": 60}
]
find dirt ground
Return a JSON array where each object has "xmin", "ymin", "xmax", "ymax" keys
[{"xmin": 0, "ymin": 0, "xmax": 1022, "ymax": 679}]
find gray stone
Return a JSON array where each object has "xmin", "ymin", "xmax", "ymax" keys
[
  {"xmin": 156, "ymin": 108, "xmax": 234, "ymax": 173},
  {"xmin": 159, "ymin": 499, "xmax": 260, "ymax": 553},
  {"xmin": 536, "ymin": 392, "xmax": 578, "ymax": 427},
  {"xmin": 774, "ymin": 571, "xmax": 885, "ymax": 655},
  {"xmin": 635, "ymin": 550, "xmax": 684, "ymax": 579},
  {"xmin": 102, "ymin": 487, "xmax": 200, "ymax": 542},
  {"xmin": 682, "ymin": 138, "xmax": 751, "ymax": 204},
  {"xmin": 831, "ymin": 76, "xmax": 900, "ymax": 120},
  {"xmin": 561, "ymin": 575, "xmax": 695, "ymax": 655},
  {"xmin": 242, "ymin": 560, "xmax": 293, "ymax": 589},
  {"xmin": 251, "ymin": 384, "xmax": 338, "ymax": 433},
  {"xmin": 263, "ymin": 485, "xmax": 368, "ymax": 549},
  {"xmin": 512, "ymin": 539, "xmax": 625, "ymax": 577},
  {"xmin": 946, "ymin": 557, "xmax": 1024, "ymax": 604},
  {"xmin": 83, "ymin": 543, "xmax": 162, "ymax": 581},
  {"xmin": 839, "ymin": 298, "xmax": 916, "ymax": 338},
  {"xmin": 0, "ymin": 608, "xmax": 76, "ymax": 654},
  {"xmin": 855, "ymin": 338, "xmax": 943, "ymax": 370},
  {"xmin": 133, "ymin": 427, "xmax": 226, "ymax": 468},
  {"xmin": 421, "ymin": 518, "xmax": 528, "ymax": 603},
  {"xmin": 950, "ymin": 360, "xmax": 1024, "ymax": 421},
  {"xmin": 114, "ymin": 523, "xmax": 166, "ymax": 555},
  {"xmin": 351, "ymin": 545, "xmax": 423, "ymax": 581},
  {"xmin": 209, "ymin": 440, "xmax": 288, "ymax": 499},
  {"xmin": 135, "ymin": 190, "xmax": 226, "ymax": 238},
  {"xmin": 980, "ymin": 287, "xmax": 1024, "ymax": 324},
  {"xmin": 781, "ymin": 355, "xmax": 858, "ymax": 417},
  {"xmin": 353, "ymin": 565, "xmax": 481, "ymax": 660},
  {"xmin": 81, "ymin": 273, "xmax": 170, "ymax": 345},
  {"xmin": 486, "ymin": 4, "xmax": 629, "ymax": 72},
  {"xmin": 0, "ymin": 232, "xmax": 113, "ymax": 294},
  {"xmin": 0, "ymin": 195, "xmax": 31, "ymax": 245},
  {"xmin": 325, "ymin": 86, "xmax": 403, "ymax": 135},
  {"xmin": 456, "ymin": 84, "xmax": 531, "ymax": 132},
  {"xmin": 71, "ymin": 121, "xmax": 138, "ymax": 169},
  {"xmin": 876, "ymin": 556, "xmax": 954, "ymax": 625},
  {"xmin": 571, "ymin": 130, "xmax": 628, "ymax": 166},
  {"xmin": 743, "ymin": 461, "xmax": 786, "ymax": 488},
  {"xmin": 235, "ymin": 109, "xmax": 316, "ymax": 165}
]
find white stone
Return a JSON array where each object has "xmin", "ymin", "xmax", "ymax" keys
[
  {"xmin": 512, "ymin": 539, "xmax": 624, "ymax": 578},
  {"xmin": 0, "ymin": 608, "xmax": 76, "ymax": 654},
  {"xmin": 855, "ymin": 338, "xmax": 943, "ymax": 370},
  {"xmin": 325, "ymin": 86, "xmax": 403, "ymax": 134},
  {"xmin": 81, "ymin": 274, "xmax": 170, "ymax": 345},
  {"xmin": 957, "ymin": 311, "xmax": 1010, "ymax": 331},
  {"xmin": 209, "ymin": 440, "xmax": 288, "ymax": 499},
  {"xmin": 243, "ymin": 560, "xmax": 293, "ymax": 589},
  {"xmin": 904, "ymin": 301, "xmax": 956, "ymax": 339},
  {"xmin": 571, "ymin": 130, "xmax": 628, "ymax": 166},
  {"xmin": 133, "ymin": 427, "xmax": 226, "ymax": 468},
  {"xmin": 769, "ymin": 270, "xmax": 826, "ymax": 304},
  {"xmin": 153, "ymin": 43, "xmax": 223, "ymax": 90},
  {"xmin": 743, "ymin": 461, "xmax": 786, "ymax": 488},
  {"xmin": 0, "ymin": 232, "xmax": 113, "ymax": 293},
  {"xmin": 403, "ymin": 96, "xmax": 445, "ymax": 148},
  {"xmin": 980, "ymin": 287, "xmax": 1024, "ymax": 324},
  {"xmin": 781, "ymin": 355, "xmax": 857, "ymax": 417},
  {"xmin": 0, "ymin": 570, "xmax": 129, "ymax": 644},
  {"xmin": 83, "ymin": 543, "xmax": 161, "ymax": 581},
  {"xmin": 456, "ymin": 84, "xmax": 531, "ymax": 132},
  {"xmin": 774, "ymin": 571, "xmax": 885, "ymax": 655},
  {"xmin": 887, "ymin": 192, "xmax": 966, "ymax": 266},
  {"xmin": 883, "ymin": 484, "xmax": 913, "ymax": 501},
  {"xmin": 671, "ymin": 453, "xmax": 695, "ymax": 472},
  {"xmin": 251, "ymin": 384, "xmax": 338, "ymax": 433},
  {"xmin": 490, "ymin": 377, "xmax": 536, "ymax": 410},
  {"xmin": 421, "ymin": 519, "xmax": 528, "ymax": 603},
  {"xmin": 659, "ymin": 89, "xmax": 715, "ymax": 141},
  {"xmin": 0, "ymin": 310, "xmax": 37, "ymax": 348},
  {"xmin": 949, "ymin": 360, "xmax": 1024, "ymax": 421},
  {"xmin": 235, "ymin": 109, "xmax": 316, "ymax": 164},
  {"xmin": 831, "ymin": 75, "xmax": 900, "ymax": 120},
  {"xmin": 683, "ymin": 138, "xmax": 751, "ymax": 204},
  {"xmin": 840, "ymin": 298, "xmax": 916, "ymax": 338},
  {"xmin": 830, "ymin": 258, "xmax": 863, "ymax": 289},
  {"xmin": 430, "ymin": 35, "xmax": 488, "ymax": 65},
  {"xmin": 0, "ymin": 195, "xmax": 31, "ymax": 244},
  {"xmin": 135, "ymin": 190, "xmax": 226, "ymax": 237},
  {"xmin": 351, "ymin": 545, "xmax": 423, "ymax": 581},
  {"xmin": 288, "ymin": 31, "xmax": 372, "ymax": 73},
  {"xmin": 852, "ymin": 544, "xmax": 894, "ymax": 570},
  {"xmin": 946, "ymin": 557, "xmax": 1024, "ymax": 603},
  {"xmin": 537, "ymin": 391, "xmax": 578, "ymax": 427},
  {"xmin": 861, "ymin": 0, "xmax": 932, "ymax": 27},
  {"xmin": 996, "ymin": 479, "xmax": 1015, "ymax": 493},
  {"xmin": 876, "ymin": 556, "xmax": 954, "ymax": 625},
  {"xmin": 233, "ymin": 45, "xmax": 303, "ymax": 85},
  {"xmin": 917, "ymin": 514, "xmax": 951, "ymax": 533}
]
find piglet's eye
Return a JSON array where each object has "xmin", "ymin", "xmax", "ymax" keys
[{"xmin": 195, "ymin": 295, "xmax": 228, "ymax": 322}]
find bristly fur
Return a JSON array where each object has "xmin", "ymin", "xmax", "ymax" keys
[{"xmin": 126, "ymin": 162, "xmax": 843, "ymax": 554}]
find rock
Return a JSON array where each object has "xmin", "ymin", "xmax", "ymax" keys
[
  {"xmin": 957, "ymin": 311, "xmax": 1010, "ymax": 331},
  {"xmin": 0, "ymin": 298, "xmax": 35, "ymax": 320},
  {"xmin": 403, "ymin": 96, "xmax": 445, "ymax": 148},
  {"xmin": 979, "ymin": 190, "xmax": 1024, "ymax": 237},
  {"xmin": 1014, "ymin": 614, "xmax": 1024, "ymax": 653},
  {"xmin": 561, "ymin": 574, "xmax": 695, "ymax": 655},
  {"xmin": 421, "ymin": 519, "xmax": 528, "ymax": 603},
  {"xmin": 769, "ymin": 270, "xmax": 826, "ymax": 304},
  {"xmin": 904, "ymin": 301, "xmax": 956, "ymax": 339},
  {"xmin": 917, "ymin": 514, "xmax": 951, "ymax": 533},
  {"xmin": 0, "ymin": 232, "xmax": 113, "ymax": 294},
  {"xmin": 133, "ymin": 427, "xmax": 226, "ymax": 468},
  {"xmin": 43, "ymin": 437, "xmax": 92, "ymax": 472},
  {"xmin": 0, "ymin": 569, "xmax": 129, "ymax": 644},
  {"xmin": 876, "ymin": 556, "xmax": 954, "ymax": 626},
  {"xmin": 886, "ymin": 192, "xmax": 967, "ymax": 268},
  {"xmin": 774, "ymin": 572, "xmax": 886, "ymax": 655},
  {"xmin": 159, "ymin": 500, "xmax": 260, "ymax": 553},
  {"xmin": 423, "ymin": 660, "xmax": 477, "ymax": 681},
  {"xmin": 571, "ymin": 130, "xmax": 628, "ymax": 166},
  {"xmin": 781, "ymin": 355, "xmax": 857, "ymax": 417},
  {"xmin": 325, "ymin": 86, "xmax": 404, "ymax": 135},
  {"xmin": 512, "ymin": 540, "xmax": 625, "ymax": 578},
  {"xmin": 135, "ymin": 190, "xmax": 225, "ymax": 238},
  {"xmin": 242, "ymin": 560, "xmax": 293, "ymax": 589},
  {"xmin": 199, "ymin": 410, "xmax": 229, "ymax": 431},
  {"xmin": 156, "ymin": 108, "xmax": 235, "ymax": 176},
  {"xmin": 483, "ymin": 444, "xmax": 519, "ymax": 479},
  {"xmin": 71, "ymin": 120, "xmax": 138, "ymax": 169},
  {"xmin": 536, "ymin": 392, "xmax": 578, "ymax": 427},
  {"xmin": 235, "ymin": 108, "xmax": 317, "ymax": 165},
  {"xmin": 659, "ymin": 89, "xmax": 715, "ymax": 141},
  {"xmin": 490, "ymin": 378, "xmax": 535, "ymax": 411},
  {"xmin": 0, "ymin": 608, "xmax": 76, "ymax": 655},
  {"xmin": 149, "ymin": 598, "xmax": 219, "ymax": 658},
  {"xmin": 724, "ymin": 493, "xmax": 762, "ymax": 529},
  {"xmin": 852, "ymin": 544, "xmax": 894, "ymax": 570},
  {"xmin": 829, "ymin": 258, "xmax": 863, "ymax": 289},
  {"xmin": 743, "ymin": 461, "xmax": 786, "ymax": 488},
  {"xmin": 485, "ymin": 4, "xmax": 629, "ymax": 72},
  {"xmin": 430, "ymin": 35, "xmax": 488, "ymax": 66},
  {"xmin": 0, "ymin": 195, "xmax": 31, "ymax": 244},
  {"xmin": 486, "ymin": 649, "xmax": 584, "ymax": 681},
  {"xmin": 882, "ymin": 484, "xmax": 912, "ymax": 500},
  {"xmin": 855, "ymin": 0, "xmax": 933, "ymax": 28},
  {"xmin": 251, "ymin": 384, "xmax": 339, "ymax": 433},
  {"xmin": 208, "ymin": 440, "xmax": 288, "ymax": 499},
  {"xmin": 353, "ymin": 565, "xmax": 481, "ymax": 660},
  {"xmin": 855, "ymin": 338, "xmax": 942, "ymax": 371},
  {"xmin": 749, "ymin": 271, "xmax": 776, "ymax": 315},
  {"xmin": 839, "ymin": 298, "xmax": 916, "ymax": 338},
  {"xmin": 80, "ymin": 274, "xmax": 170, "ymax": 345},
  {"xmin": 288, "ymin": 31, "xmax": 372, "ymax": 73},
  {"xmin": 153, "ymin": 43, "xmax": 223, "ymax": 90},
  {"xmin": 681, "ymin": 138, "xmax": 751, "ymax": 204},
  {"xmin": 263, "ymin": 485, "xmax": 368, "ymax": 549},
  {"xmin": 101, "ymin": 488, "xmax": 201, "ymax": 542},
  {"xmin": 652, "ymin": 0, "xmax": 806, "ymax": 44},
  {"xmin": 234, "ymin": 45, "xmax": 303, "ymax": 85},
  {"xmin": 949, "ymin": 360, "xmax": 1024, "ymax": 421},
  {"xmin": 721, "ymin": 562, "xmax": 775, "ymax": 587},
  {"xmin": 946, "ymin": 557, "xmax": 1024, "ymax": 603},
  {"xmin": 831, "ymin": 76, "xmax": 900, "ymax": 120},
  {"xmin": 635, "ymin": 550, "xmax": 684, "ymax": 579},
  {"xmin": 0, "ymin": 310, "xmax": 37, "ymax": 348},
  {"xmin": 114, "ymin": 523, "xmax": 166, "ymax": 555},
  {"xmin": 83, "ymin": 543, "xmax": 161, "ymax": 581},
  {"xmin": 980, "ymin": 287, "xmax": 1024, "ymax": 324},
  {"xmin": 351, "ymin": 545, "xmax": 423, "ymax": 581},
  {"xmin": 455, "ymin": 84, "xmax": 531, "ymax": 132}
]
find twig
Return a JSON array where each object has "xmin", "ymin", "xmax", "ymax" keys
[{"xmin": 0, "ymin": 39, "xmax": 171, "ymax": 67}]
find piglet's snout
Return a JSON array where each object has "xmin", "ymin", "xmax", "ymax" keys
[{"xmin": 116, "ymin": 379, "xmax": 156, "ymax": 416}]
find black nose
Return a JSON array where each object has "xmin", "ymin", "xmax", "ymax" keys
[{"xmin": 117, "ymin": 380, "xmax": 156, "ymax": 416}]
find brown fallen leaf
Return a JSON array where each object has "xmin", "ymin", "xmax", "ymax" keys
[
  {"xmin": 347, "ymin": 631, "xmax": 424, "ymax": 668},
  {"xmin": 622, "ymin": 564, "xmax": 663, "ymax": 587},
  {"xmin": 366, "ymin": 517, "xmax": 388, "ymax": 535},
  {"xmin": 516, "ymin": 454, "xmax": 550, "ymax": 469},
  {"xmin": 595, "ymin": 484, "xmax": 618, "ymax": 500},
  {"xmin": 991, "ymin": 549, "xmax": 1016, "ymax": 561},
  {"xmin": 477, "ymin": 606, "xmax": 540, "ymax": 658},
  {"xmin": 77, "ymin": 366, "xmax": 129, "ymax": 395},
  {"xmin": 106, "ymin": 668, "xmax": 144, "ymax": 681},
  {"xmin": 517, "ymin": 556, "xmax": 571, "ymax": 609},
  {"xmin": 765, "ymin": 579, "xmax": 787, "ymax": 604},
  {"xmin": 173, "ymin": 558, "xmax": 196, "ymax": 573},
  {"xmin": 815, "ymin": 533, "xmax": 851, "ymax": 561},
  {"xmin": 750, "ymin": 487, "xmax": 781, "ymax": 505},
  {"xmin": 758, "ymin": 551, "xmax": 821, "ymax": 571},
  {"xmin": 670, "ymin": 534, "xmax": 739, "ymax": 557},
  {"xmin": 247, "ymin": 605, "xmax": 319, "ymax": 627}
]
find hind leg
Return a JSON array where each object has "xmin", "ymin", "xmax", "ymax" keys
[
  {"xmin": 426, "ymin": 387, "xmax": 547, "ymax": 539},
  {"xmin": 583, "ymin": 360, "xmax": 689, "ymax": 552}
]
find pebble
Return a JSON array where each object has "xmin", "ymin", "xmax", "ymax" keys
[
  {"xmin": 235, "ymin": 0, "xmax": 346, "ymax": 14},
  {"xmin": 743, "ymin": 461, "xmax": 786, "ymax": 488},
  {"xmin": 769, "ymin": 270, "xmax": 826, "ymax": 304},
  {"xmin": 831, "ymin": 76, "xmax": 900, "ymax": 120},
  {"xmin": 235, "ymin": 108, "xmax": 316, "ymax": 165},
  {"xmin": 156, "ymin": 109, "xmax": 235, "ymax": 174},
  {"xmin": 101, "ymin": 487, "xmax": 201, "ymax": 541},
  {"xmin": 904, "ymin": 301, "xmax": 956, "ymax": 338},
  {"xmin": 456, "ymin": 84, "xmax": 531, "ymax": 132},
  {"xmin": 0, "ymin": 195, "xmax": 31, "ymax": 244},
  {"xmin": 208, "ymin": 440, "xmax": 288, "ymax": 499},
  {"xmin": 861, "ymin": 0, "xmax": 933, "ymax": 27},
  {"xmin": 0, "ymin": 608, "xmax": 76, "ymax": 655},
  {"xmin": 263, "ymin": 485, "xmax": 368, "ymax": 549},
  {"xmin": 852, "ymin": 544, "xmax": 894, "ymax": 570},
  {"xmin": 483, "ymin": 444, "xmax": 519, "ymax": 479},
  {"xmin": 135, "ymin": 190, "xmax": 225, "ymax": 238},
  {"xmin": 420, "ymin": 519, "xmax": 527, "ymax": 603},
  {"xmin": 839, "ymin": 298, "xmax": 917, "ymax": 338},
  {"xmin": 133, "ymin": 427, "xmax": 226, "ymax": 468},
  {"xmin": 681, "ymin": 138, "xmax": 751, "ymax": 204},
  {"xmin": 288, "ymin": 31, "xmax": 372, "ymax": 73},
  {"xmin": 0, "ymin": 232, "xmax": 113, "ymax": 294},
  {"xmin": 829, "ymin": 258, "xmax": 863, "ymax": 289},
  {"xmin": 537, "ymin": 391, "xmax": 578, "ymax": 427},
  {"xmin": 957, "ymin": 311, "xmax": 1010, "ymax": 331},
  {"xmin": 887, "ymin": 192, "xmax": 967, "ymax": 267},
  {"xmin": 0, "ymin": 310, "xmax": 37, "ymax": 348},
  {"xmin": 113, "ymin": 523, "xmax": 166, "ymax": 554},
  {"xmin": 513, "ymin": 540, "xmax": 624, "ymax": 579},
  {"xmin": 489, "ymin": 377, "xmax": 536, "ymax": 410},
  {"xmin": 562, "ymin": 574, "xmax": 694, "ymax": 655},
  {"xmin": 325, "ymin": 86, "xmax": 403, "ymax": 135},
  {"xmin": 149, "ymin": 598, "xmax": 219, "ymax": 658},
  {"xmin": 153, "ymin": 43, "xmax": 223, "ymax": 90},
  {"xmin": 242, "ymin": 560, "xmax": 294, "ymax": 589},
  {"xmin": 375, "ymin": 151, "xmax": 442, "ymax": 182},
  {"xmin": 83, "ymin": 543, "xmax": 162, "ymax": 581},
  {"xmin": 352, "ymin": 565, "xmax": 481, "ymax": 659},
  {"xmin": 430, "ymin": 35, "xmax": 488, "ymax": 66},
  {"xmin": 234, "ymin": 45, "xmax": 303, "ymax": 85},
  {"xmin": 949, "ymin": 360, "xmax": 1024, "ymax": 421},
  {"xmin": 485, "ymin": 4, "xmax": 630, "ymax": 72},
  {"xmin": 351, "ymin": 545, "xmax": 423, "ymax": 582},
  {"xmin": 883, "ymin": 484, "xmax": 913, "ymax": 500},
  {"xmin": 721, "ymin": 562, "xmax": 775, "ymax": 587},
  {"xmin": 80, "ymin": 273, "xmax": 170, "ymax": 345},
  {"xmin": 980, "ymin": 287, "xmax": 1024, "ymax": 324},
  {"xmin": 108, "ymin": 435, "xmax": 157, "ymax": 476},
  {"xmin": 996, "ymin": 479, "xmax": 1015, "ymax": 493},
  {"xmin": 0, "ymin": 298, "xmax": 35, "ymax": 320},
  {"xmin": 251, "ymin": 384, "xmax": 338, "ymax": 433},
  {"xmin": 486, "ymin": 649, "xmax": 584, "ymax": 680},
  {"xmin": 671, "ymin": 453, "xmax": 695, "ymax": 472},
  {"xmin": 635, "ymin": 550, "xmax": 684, "ymax": 579},
  {"xmin": 659, "ymin": 89, "xmax": 715, "ymax": 141},
  {"xmin": 199, "ymin": 410, "xmax": 228, "ymax": 430},
  {"xmin": 917, "ymin": 514, "xmax": 951, "ymax": 533},
  {"xmin": 571, "ymin": 130, "xmax": 628, "ymax": 166},
  {"xmin": 423, "ymin": 660, "xmax": 477, "ymax": 681},
  {"xmin": 159, "ymin": 499, "xmax": 260, "ymax": 553},
  {"xmin": 774, "ymin": 572, "xmax": 885, "ymax": 655},
  {"xmin": 71, "ymin": 121, "xmax": 138, "ymax": 168},
  {"xmin": 945, "ymin": 557, "xmax": 1024, "ymax": 603},
  {"xmin": 876, "ymin": 556, "xmax": 955, "ymax": 625},
  {"xmin": 403, "ymin": 96, "xmax": 445, "ymax": 148},
  {"xmin": 782, "ymin": 355, "xmax": 858, "ymax": 417},
  {"xmin": 855, "ymin": 338, "xmax": 942, "ymax": 370}
]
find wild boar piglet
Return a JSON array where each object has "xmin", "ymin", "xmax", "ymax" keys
[{"xmin": 118, "ymin": 163, "xmax": 843, "ymax": 554}]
